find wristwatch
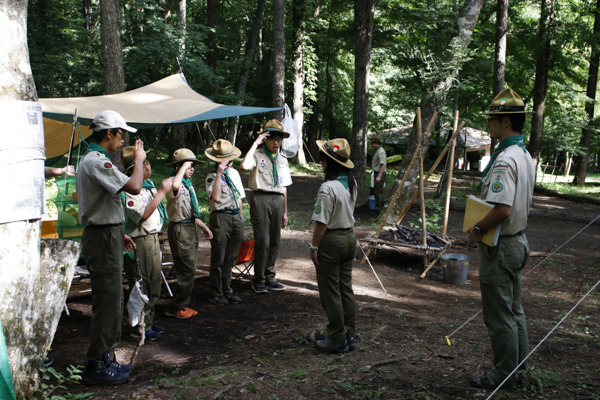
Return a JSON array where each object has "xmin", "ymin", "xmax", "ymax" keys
[
  {"xmin": 308, "ymin": 243, "xmax": 319, "ymax": 251},
  {"xmin": 473, "ymin": 222, "xmax": 484, "ymax": 234}
]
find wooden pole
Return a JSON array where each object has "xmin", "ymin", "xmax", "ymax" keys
[
  {"xmin": 394, "ymin": 121, "xmax": 465, "ymax": 226},
  {"xmin": 360, "ymin": 109, "xmax": 439, "ymax": 264},
  {"xmin": 417, "ymin": 109, "xmax": 428, "ymax": 268},
  {"xmin": 442, "ymin": 110, "xmax": 459, "ymax": 235}
]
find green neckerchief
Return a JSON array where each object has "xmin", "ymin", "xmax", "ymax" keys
[
  {"xmin": 143, "ymin": 179, "xmax": 168, "ymax": 224},
  {"xmin": 223, "ymin": 168, "xmax": 242, "ymax": 219},
  {"xmin": 336, "ymin": 173, "xmax": 349, "ymax": 189},
  {"xmin": 170, "ymin": 171, "xmax": 200, "ymax": 219},
  {"xmin": 477, "ymin": 135, "xmax": 527, "ymax": 192},
  {"xmin": 86, "ymin": 142, "xmax": 109, "ymax": 158},
  {"xmin": 262, "ymin": 144, "xmax": 279, "ymax": 187}
]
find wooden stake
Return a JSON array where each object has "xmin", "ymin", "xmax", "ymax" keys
[
  {"xmin": 360, "ymin": 109, "xmax": 439, "ymax": 264},
  {"xmin": 417, "ymin": 109, "xmax": 428, "ymax": 268},
  {"xmin": 394, "ymin": 121, "xmax": 465, "ymax": 225},
  {"xmin": 442, "ymin": 110, "xmax": 459, "ymax": 235}
]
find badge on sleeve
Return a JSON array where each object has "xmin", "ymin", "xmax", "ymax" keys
[
  {"xmin": 314, "ymin": 205, "xmax": 322, "ymax": 214},
  {"xmin": 493, "ymin": 162, "xmax": 509, "ymax": 172},
  {"xmin": 318, "ymin": 189, "xmax": 330, "ymax": 198},
  {"xmin": 207, "ymin": 178, "xmax": 213, "ymax": 183},
  {"xmin": 127, "ymin": 200, "xmax": 134, "ymax": 207},
  {"xmin": 492, "ymin": 181, "xmax": 503, "ymax": 193},
  {"xmin": 104, "ymin": 162, "xmax": 112, "ymax": 169}
]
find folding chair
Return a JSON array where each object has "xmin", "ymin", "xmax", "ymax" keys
[{"xmin": 233, "ymin": 239, "xmax": 255, "ymax": 283}]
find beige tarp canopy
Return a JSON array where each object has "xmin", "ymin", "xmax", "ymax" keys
[{"xmin": 41, "ymin": 73, "xmax": 280, "ymax": 162}]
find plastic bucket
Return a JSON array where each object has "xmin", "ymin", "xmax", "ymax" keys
[
  {"xmin": 440, "ymin": 254, "xmax": 470, "ymax": 284},
  {"xmin": 368, "ymin": 195, "xmax": 376, "ymax": 210}
]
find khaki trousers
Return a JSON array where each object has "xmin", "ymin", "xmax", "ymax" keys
[
  {"xmin": 479, "ymin": 234, "xmax": 530, "ymax": 387},
  {"xmin": 209, "ymin": 212, "xmax": 245, "ymax": 297},
  {"xmin": 124, "ymin": 233, "xmax": 162, "ymax": 331},
  {"xmin": 82, "ymin": 224, "xmax": 124, "ymax": 362},
  {"xmin": 250, "ymin": 191, "xmax": 284, "ymax": 284},
  {"xmin": 168, "ymin": 222, "xmax": 198, "ymax": 311},
  {"xmin": 374, "ymin": 170, "xmax": 386, "ymax": 210},
  {"xmin": 315, "ymin": 228, "xmax": 356, "ymax": 342}
]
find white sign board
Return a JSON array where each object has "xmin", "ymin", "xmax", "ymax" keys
[{"xmin": 0, "ymin": 100, "xmax": 46, "ymax": 224}]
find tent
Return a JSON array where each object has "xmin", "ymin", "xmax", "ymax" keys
[{"xmin": 41, "ymin": 73, "xmax": 280, "ymax": 161}]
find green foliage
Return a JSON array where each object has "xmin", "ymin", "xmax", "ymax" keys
[
  {"xmin": 410, "ymin": 199, "xmax": 444, "ymax": 233},
  {"xmin": 35, "ymin": 364, "xmax": 94, "ymax": 400}
]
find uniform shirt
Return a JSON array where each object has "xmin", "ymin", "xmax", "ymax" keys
[
  {"xmin": 124, "ymin": 187, "xmax": 163, "ymax": 238},
  {"xmin": 247, "ymin": 147, "xmax": 292, "ymax": 194},
  {"xmin": 166, "ymin": 176, "xmax": 198, "ymax": 222},
  {"xmin": 480, "ymin": 145, "xmax": 535, "ymax": 236},
  {"xmin": 76, "ymin": 150, "xmax": 129, "ymax": 226},
  {"xmin": 206, "ymin": 168, "xmax": 246, "ymax": 212},
  {"xmin": 371, "ymin": 146, "xmax": 387, "ymax": 173},
  {"xmin": 311, "ymin": 179, "xmax": 357, "ymax": 229}
]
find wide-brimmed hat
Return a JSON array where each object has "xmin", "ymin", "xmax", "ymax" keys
[
  {"xmin": 316, "ymin": 138, "xmax": 354, "ymax": 169},
  {"xmin": 204, "ymin": 139, "xmax": 242, "ymax": 162},
  {"xmin": 485, "ymin": 88, "xmax": 534, "ymax": 114},
  {"xmin": 91, "ymin": 110, "xmax": 137, "ymax": 133},
  {"xmin": 122, "ymin": 146, "xmax": 153, "ymax": 171},
  {"xmin": 260, "ymin": 119, "xmax": 290, "ymax": 139},
  {"xmin": 165, "ymin": 148, "xmax": 203, "ymax": 167},
  {"xmin": 370, "ymin": 134, "xmax": 381, "ymax": 143}
]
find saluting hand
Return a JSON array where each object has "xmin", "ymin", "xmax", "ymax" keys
[
  {"xmin": 255, "ymin": 132, "xmax": 270, "ymax": 145},
  {"xmin": 216, "ymin": 160, "xmax": 229, "ymax": 175},
  {"xmin": 133, "ymin": 139, "xmax": 146, "ymax": 162}
]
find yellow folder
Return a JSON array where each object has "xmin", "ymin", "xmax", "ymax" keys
[{"xmin": 462, "ymin": 195, "xmax": 501, "ymax": 247}]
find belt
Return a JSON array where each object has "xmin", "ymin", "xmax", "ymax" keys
[
  {"xmin": 253, "ymin": 190, "xmax": 282, "ymax": 195},
  {"xmin": 501, "ymin": 230, "xmax": 524, "ymax": 237},
  {"xmin": 212, "ymin": 209, "xmax": 239, "ymax": 215},
  {"xmin": 89, "ymin": 223, "xmax": 122, "ymax": 227},
  {"xmin": 173, "ymin": 219, "xmax": 194, "ymax": 224},
  {"xmin": 327, "ymin": 227, "xmax": 353, "ymax": 231}
]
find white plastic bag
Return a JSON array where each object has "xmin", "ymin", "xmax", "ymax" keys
[
  {"xmin": 127, "ymin": 280, "xmax": 149, "ymax": 327},
  {"xmin": 281, "ymin": 104, "xmax": 300, "ymax": 158}
]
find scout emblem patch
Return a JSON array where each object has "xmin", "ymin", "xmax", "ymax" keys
[
  {"xmin": 279, "ymin": 176, "xmax": 284, "ymax": 184},
  {"xmin": 500, "ymin": 98, "xmax": 507, "ymax": 105},
  {"xmin": 314, "ymin": 204, "xmax": 322, "ymax": 214},
  {"xmin": 180, "ymin": 185, "xmax": 186, "ymax": 196},
  {"xmin": 141, "ymin": 196, "xmax": 147, "ymax": 202},
  {"xmin": 260, "ymin": 159, "xmax": 266, "ymax": 169},
  {"xmin": 104, "ymin": 162, "xmax": 112, "ymax": 168},
  {"xmin": 127, "ymin": 201, "xmax": 134, "ymax": 207},
  {"xmin": 492, "ymin": 181, "xmax": 503, "ymax": 193},
  {"xmin": 207, "ymin": 178, "xmax": 213, "ymax": 183}
]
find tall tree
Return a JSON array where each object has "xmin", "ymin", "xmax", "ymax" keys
[
  {"xmin": 527, "ymin": 0, "xmax": 555, "ymax": 166},
  {"xmin": 388, "ymin": 0, "xmax": 486, "ymax": 213},
  {"xmin": 207, "ymin": 0, "xmax": 218, "ymax": 94},
  {"xmin": 272, "ymin": 0, "xmax": 285, "ymax": 120},
  {"xmin": 352, "ymin": 0, "xmax": 375, "ymax": 186},
  {"xmin": 100, "ymin": 0, "xmax": 125, "ymax": 94},
  {"xmin": 227, "ymin": 0, "xmax": 267, "ymax": 143},
  {"xmin": 293, "ymin": 0, "xmax": 307, "ymax": 165},
  {"xmin": 1, "ymin": 1, "xmax": 79, "ymax": 397},
  {"xmin": 573, "ymin": 0, "xmax": 600, "ymax": 185},
  {"xmin": 491, "ymin": 0, "xmax": 508, "ymax": 152}
]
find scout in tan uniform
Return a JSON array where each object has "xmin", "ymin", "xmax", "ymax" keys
[
  {"xmin": 122, "ymin": 147, "xmax": 170, "ymax": 341},
  {"xmin": 205, "ymin": 140, "xmax": 245, "ymax": 305},
  {"xmin": 370, "ymin": 135, "xmax": 387, "ymax": 210},
  {"xmin": 76, "ymin": 110, "xmax": 144, "ymax": 385},
  {"xmin": 240, "ymin": 120, "xmax": 292, "ymax": 294},
  {"xmin": 310, "ymin": 138, "xmax": 358, "ymax": 354},
  {"xmin": 165, "ymin": 149, "xmax": 213, "ymax": 319},
  {"xmin": 467, "ymin": 88, "xmax": 535, "ymax": 390}
]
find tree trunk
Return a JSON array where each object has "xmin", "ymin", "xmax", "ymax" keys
[
  {"xmin": 491, "ymin": 0, "xmax": 508, "ymax": 152},
  {"xmin": 388, "ymin": 0, "xmax": 485, "ymax": 216},
  {"xmin": 352, "ymin": 0, "xmax": 375, "ymax": 187},
  {"xmin": 573, "ymin": 0, "xmax": 600, "ymax": 186},
  {"xmin": 100, "ymin": 0, "xmax": 125, "ymax": 94},
  {"xmin": 0, "ymin": 2, "xmax": 80, "ymax": 397},
  {"xmin": 178, "ymin": 0, "xmax": 186, "ymax": 51},
  {"xmin": 292, "ymin": 0, "xmax": 307, "ymax": 165},
  {"xmin": 307, "ymin": 98, "xmax": 320, "ymax": 163},
  {"xmin": 227, "ymin": 0, "xmax": 267, "ymax": 143},
  {"xmin": 272, "ymin": 0, "xmax": 285, "ymax": 120},
  {"xmin": 527, "ymin": 0, "xmax": 555, "ymax": 166}
]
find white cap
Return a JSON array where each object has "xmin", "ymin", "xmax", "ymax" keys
[{"xmin": 91, "ymin": 110, "xmax": 137, "ymax": 133}]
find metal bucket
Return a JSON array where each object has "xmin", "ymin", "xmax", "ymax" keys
[{"xmin": 440, "ymin": 253, "xmax": 470, "ymax": 284}]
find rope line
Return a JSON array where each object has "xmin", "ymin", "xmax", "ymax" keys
[
  {"xmin": 486, "ymin": 277, "xmax": 600, "ymax": 399},
  {"xmin": 445, "ymin": 214, "xmax": 600, "ymax": 341}
]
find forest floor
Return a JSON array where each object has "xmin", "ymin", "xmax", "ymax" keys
[{"xmin": 46, "ymin": 170, "xmax": 600, "ymax": 400}]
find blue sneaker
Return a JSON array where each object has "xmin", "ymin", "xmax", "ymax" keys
[
  {"xmin": 43, "ymin": 357, "xmax": 54, "ymax": 367},
  {"xmin": 265, "ymin": 281, "xmax": 286, "ymax": 291},
  {"xmin": 103, "ymin": 352, "xmax": 133, "ymax": 374},
  {"xmin": 252, "ymin": 282, "xmax": 268, "ymax": 294},
  {"xmin": 151, "ymin": 324, "xmax": 165, "ymax": 333},
  {"xmin": 83, "ymin": 361, "xmax": 129, "ymax": 386},
  {"xmin": 130, "ymin": 329, "xmax": 160, "ymax": 341}
]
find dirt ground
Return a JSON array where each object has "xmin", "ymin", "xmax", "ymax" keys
[{"xmin": 47, "ymin": 172, "xmax": 600, "ymax": 400}]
